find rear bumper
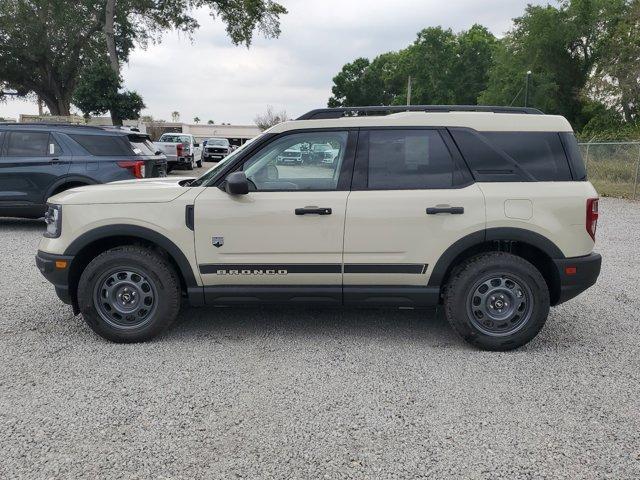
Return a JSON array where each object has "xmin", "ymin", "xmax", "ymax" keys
[
  {"xmin": 553, "ymin": 252, "xmax": 602, "ymax": 305},
  {"xmin": 35, "ymin": 250, "xmax": 74, "ymax": 305}
]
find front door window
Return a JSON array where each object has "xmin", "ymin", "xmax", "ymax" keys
[{"xmin": 240, "ymin": 131, "xmax": 349, "ymax": 191}]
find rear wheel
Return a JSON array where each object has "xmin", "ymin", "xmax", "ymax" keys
[
  {"xmin": 196, "ymin": 158, "xmax": 202, "ymax": 168},
  {"xmin": 77, "ymin": 246, "xmax": 181, "ymax": 342},
  {"xmin": 444, "ymin": 252, "xmax": 550, "ymax": 351},
  {"xmin": 186, "ymin": 156, "xmax": 194, "ymax": 170}
]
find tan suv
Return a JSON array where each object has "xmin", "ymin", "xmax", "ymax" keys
[{"xmin": 36, "ymin": 106, "xmax": 601, "ymax": 350}]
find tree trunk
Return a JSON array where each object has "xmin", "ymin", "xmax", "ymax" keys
[
  {"xmin": 104, "ymin": 0, "xmax": 119, "ymax": 76},
  {"xmin": 104, "ymin": 0, "xmax": 121, "ymax": 125},
  {"xmin": 110, "ymin": 109, "xmax": 123, "ymax": 126},
  {"xmin": 40, "ymin": 92, "xmax": 70, "ymax": 116}
]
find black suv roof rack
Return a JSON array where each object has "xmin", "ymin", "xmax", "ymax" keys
[
  {"xmin": 0, "ymin": 122, "xmax": 104, "ymax": 129},
  {"xmin": 0, "ymin": 123, "xmax": 137, "ymax": 135},
  {"xmin": 297, "ymin": 105, "xmax": 544, "ymax": 120}
]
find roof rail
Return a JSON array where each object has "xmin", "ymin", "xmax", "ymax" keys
[
  {"xmin": 297, "ymin": 105, "xmax": 544, "ymax": 120},
  {"xmin": 0, "ymin": 122, "xmax": 104, "ymax": 129}
]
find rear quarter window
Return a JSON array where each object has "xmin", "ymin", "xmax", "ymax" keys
[
  {"xmin": 450, "ymin": 129, "xmax": 573, "ymax": 182},
  {"xmin": 483, "ymin": 132, "xmax": 572, "ymax": 181},
  {"xmin": 69, "ymin": 134, "xmax": 133, "ymax": 156},
  {"xmin": 559, "ymin": 133, "xmax": 587, "ymax": 180},
  {"xmin": 128, "ymin": 135, "xmax": 158, "ymax": 156}
]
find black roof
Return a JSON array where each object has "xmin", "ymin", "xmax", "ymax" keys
[{"xmin": 297, "ymin": 105, "xmax": 544, "ymax": 120}]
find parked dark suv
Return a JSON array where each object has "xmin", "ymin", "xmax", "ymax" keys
[{"xmin": 0, "ymin": 124, "xmax": 167, "ymax": 218}]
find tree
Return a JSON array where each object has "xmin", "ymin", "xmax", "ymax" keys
[
  {"xmin": 480, "ymin": 0, "xmax": 628, "ymax": 129},
  {"xmin": 328, "ymin": 25, "xmax": 497, "ymax": 107},
  {"xmin": 0, "ymin": 1, "xmax": 104, "ymax": 115},
  {"xmin": 254, "ymin": 106, "xmax": 287, "ymax": 130},
  {"xmin": 73, "ymin": 61, "xmax": 145, "ymax": 124},
  {"xmin": 588, "ymin": 1, "xmax": 640, "ymax": 121},
  {"xmin": 207, "ymin": 119, "xmax": 215, "ymax": 125},
  {"xmin": 1, "ymin": 0, "xmax": 288, "ymax": 117},
  {"xmin": 193, "ymin": 117, "xmax": 201, "ymax": 124},
  {"xmin": 171, "ymin": 111, "xmax": 180, "ymax": 123},
  {"xmin": 451, "ymin": 25, "xmax": 498, "ymax": 105}
]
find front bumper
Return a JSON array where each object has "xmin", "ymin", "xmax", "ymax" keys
[
  {"xmin": 36, "ymin": 250, "xmax": 74, "ymax": 306},
  {"xmin": 203, "ymin": 153, "xmax": 227, "ymax": 161},
  {"xmin": 553, "ymin": 252, "xmax": 602, "ymax": 305}
]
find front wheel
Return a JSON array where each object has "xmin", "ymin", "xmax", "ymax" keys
[
  {"xmin": 444, "ymin": 252, "xmax": 550, "ymax": 351},
  {"xmin": 77, "ymin": 246, "xmax": 181, "ymax": 342}
]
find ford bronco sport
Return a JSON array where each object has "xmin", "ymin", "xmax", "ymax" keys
[{"xmin": 36, "ymin": 106, "xmax": 601, "ymax": 350}]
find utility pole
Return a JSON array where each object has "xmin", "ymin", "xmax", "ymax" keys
[
  {"xmin": 524, "ymin": 71, "xmax": 532, "ymax": 107},
  {"xmin": 407, "ymin": 76, "xmax": 412, "ymax": 106}
]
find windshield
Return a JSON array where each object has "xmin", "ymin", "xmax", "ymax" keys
[
  {"xmin": 159, "ymin": 134, "xmax": 191, "ymax": 143},
  {"xmin": 189, "ymin": 136, "xmax": 262, "ymax": 187},
  {"xmin": 208, "ymin": 138, "xmax": 229, "ymax": 146}
]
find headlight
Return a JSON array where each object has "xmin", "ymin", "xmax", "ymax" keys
[{"xmin": 44, "ymin": 204, "xmax": 62, "ymax": 238}]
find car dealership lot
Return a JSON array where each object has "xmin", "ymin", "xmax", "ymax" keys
[{"xmin": 1, "ymin": 198, "xmax": 639, "ymax": 479}]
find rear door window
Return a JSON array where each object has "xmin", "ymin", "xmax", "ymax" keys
[
  {"xmin": 5, "ymin": 131, "xmax": 50, "ymax": 156},
  {"xmin": 367, "ymin": 129, "xmax": 458, "ymax": 189},
  {"xmin": 69, "ymin": 134, "xmax": 133, "ymax": 156}
]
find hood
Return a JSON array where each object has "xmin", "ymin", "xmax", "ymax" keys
[{"xmin": 48, "ymin": 177, "xmax": 196, "ymax": 205}]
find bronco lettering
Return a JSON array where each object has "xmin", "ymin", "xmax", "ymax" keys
[{"xmin": 215, "ymin": 269, "xmax": 288, "ymax": 275}]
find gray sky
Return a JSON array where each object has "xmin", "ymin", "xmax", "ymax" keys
[{"xmin": 1, "ymin": 0, "xmax": 549, "ymax": 123}]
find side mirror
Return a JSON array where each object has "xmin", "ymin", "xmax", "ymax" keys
[{"xmin": 225, "ymin": 171, "xmax": 249, "ymax": 195}]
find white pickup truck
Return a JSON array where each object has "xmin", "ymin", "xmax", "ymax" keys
[{"xmin": 154, "ymin": 133, "xmax": 202, "ymax": 172}]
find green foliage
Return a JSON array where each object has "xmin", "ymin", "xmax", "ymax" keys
[
  {"xmin": 1, "ymin": 0, "xmax": 287, "ymax": 115},
  {"xmin": 588, "ymin": 1, "xmax": 640, "ymax": 122},
  {"xmin": 328, "ymin": 25, "xmax": 497, "ymax": 107},
  {"xmin": 0, "ymin": 0, "xmax": 104, "ymax": 115},
  {"xmin": 481, "ymin": 0, "xmax": 629, "ymax": 130},
  {"xmin": 73, "ymin": 61, "xmax": 145, "ymax": 124},
  {"xmin": 328, "ymin": 58, "xmax": 392, "ymax": 107},
  {"xmin": 328, "ymin": 0, "xmax": 639, "ymax": 138}
]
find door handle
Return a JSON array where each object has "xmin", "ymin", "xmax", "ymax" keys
[
  {"xmin": 295, "ymin": 206, "xmax": 332, "ymax": 215},
  {"xmin": 49, "ymin": 158, "xmax": 61, "ymax": 165},
  {"xmin": 426, "ymin": 206, "xmax": 464, "ymax": 215}
]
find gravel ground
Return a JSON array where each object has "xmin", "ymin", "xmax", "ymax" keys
[{"xmin": 1, "ymin": 197, "xmax": 639, "ymax": 479}]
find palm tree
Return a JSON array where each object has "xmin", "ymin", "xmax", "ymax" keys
[
  {"xmin": 193, "ymin": 116, "xmax": 200, "ymax": 124},
  {"xmin": 171, "ymin": 111, "xmax": 180, "ymax": 122}
]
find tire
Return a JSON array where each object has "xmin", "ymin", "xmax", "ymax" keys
[
  {"xmin": 443, "ymin": 252, "xmax": 550, "ymax": 351},
  {"xmin": 77, "ymin": 246, "xmax": 181, "ymax": 343},
  {"xmin": 196, "ymin": 158, "xmax": 202, "ymax": 168},
  {"xmin": 186, "ymin": 156, "xmax": 194, "ymax": 170}
]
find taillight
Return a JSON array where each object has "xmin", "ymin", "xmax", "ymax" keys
[
  {"xmin": 586, "ymin": 198, "xmax": 599, "ymax": 241},
  {"xmin": 117, "ymin": 160, "xmax": 145, "ymax": 179},
  {"xmin": 176, "ymin": 143, "xmax": 184, "ymax": 157}
]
